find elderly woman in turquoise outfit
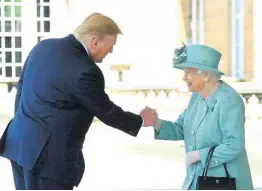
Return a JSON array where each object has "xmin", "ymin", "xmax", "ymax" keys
[{"xmin": 151, "ymin": 44, "xmax": 253, "ymax": 189}]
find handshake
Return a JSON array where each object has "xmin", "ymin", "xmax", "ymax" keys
[{"xmin": 139, "ymin": 107, "xmax": 161, "ymax": 129}]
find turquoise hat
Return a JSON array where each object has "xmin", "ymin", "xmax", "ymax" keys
[{"xmin": 172, "ymin": 44, "xmax": 224, "ymax": 75}]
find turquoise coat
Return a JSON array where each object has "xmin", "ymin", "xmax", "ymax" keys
[{"xmin": 155, "ymin": 81, "xmax": 253, "ymax": 190}]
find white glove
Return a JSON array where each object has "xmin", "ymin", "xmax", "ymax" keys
[
  {"xmin": 186, "ymin": 150, "xmax": 200, "ymax": 165},
  {"xmin": 152, "ymin": 109, "xmax": 161, "ymax": 132}
]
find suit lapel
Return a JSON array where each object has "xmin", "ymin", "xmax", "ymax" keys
[{"xmin": 194, "ymin": 98, "xmax": 209, "ymax": 131}]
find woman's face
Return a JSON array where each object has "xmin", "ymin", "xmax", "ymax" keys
[{"xmin": 183, "ymin": 68, "xmax": 206, "ymax": 92}]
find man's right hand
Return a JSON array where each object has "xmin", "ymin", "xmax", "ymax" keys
[{"xmin": 139, "ymin": 107, "xmax": 156, "ymax": 127}]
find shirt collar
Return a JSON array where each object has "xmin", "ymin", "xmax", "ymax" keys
[
  {"xmin": 80, "ymin": 41, "xmax": 89, "ymax": 55},
  {"xmin": 74, "ymin": 35, "xmax": 89, "ymax": 55}
]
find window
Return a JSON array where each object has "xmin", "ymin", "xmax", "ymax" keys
[
  {"xmin": 189, "ymin": 0, "xmax": 204, "ymax": 44},
  {"xmin": 231, "ymin": 0, "xmax": 244, "ymax": 79},
  {"xmin": 37, "ymin": 0, "xmax": 51, "ymax": 42},
  {"xmin": 0, "ymin": 0, "xmax": 23, "ymax": 81}
]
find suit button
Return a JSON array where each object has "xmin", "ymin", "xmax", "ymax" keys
[
  {"xmin": 189, "ymin": 146, "xmax": 193, "ymax": 150},
  {"xmin": 204, "ymin": 107, "xmax": 207, "ymax": 112},
  {"xmin": 191, "ymin": 130, "xmax": 195, "ymax": 135}
]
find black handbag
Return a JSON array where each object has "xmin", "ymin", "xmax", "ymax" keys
[
  {"xmin": 196, "ymin": 146, "xmax": 236, "ymax": 190},
  {"xmin": 0, "ymin": 119, "xmax": 12, "ymax": 154}
]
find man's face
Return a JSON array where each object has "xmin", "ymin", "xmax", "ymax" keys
[{"xmin": 88, "ymin": 35, "xmax": 117, "ymax": 63}]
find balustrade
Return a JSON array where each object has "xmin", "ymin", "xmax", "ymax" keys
[{"xmin": 106, "ymin": 83, "xmax": 262, "ymax": 120}]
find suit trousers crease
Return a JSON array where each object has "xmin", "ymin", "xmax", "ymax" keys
[
  {"xmin": 11, "ymin": 160, "xmax": 74, "ymax": 190},
  {"xmin": 10, "ymin": 139, "xmax": 74, "ymax": 190}
]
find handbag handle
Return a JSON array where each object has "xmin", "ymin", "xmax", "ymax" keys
[{"xmin": 202, "ymin": 146, "xmax": 231, "ymax": 179}]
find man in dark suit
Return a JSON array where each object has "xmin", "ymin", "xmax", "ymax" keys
[{"xmin": 0, "ymin": 13, "xmax": 155, "ymax": 190}]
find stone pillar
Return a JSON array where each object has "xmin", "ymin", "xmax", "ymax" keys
[{"xmin": 253, "ymin": 0, "xmax": 262, "ymax": 84}]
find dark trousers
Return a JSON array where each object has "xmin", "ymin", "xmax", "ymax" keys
[{"xmin": 10, "ymin": 160, "xmax": 74, "ymax": 190}]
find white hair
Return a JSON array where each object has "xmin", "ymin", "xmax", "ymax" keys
[{"xmin": 197, "ymin": 69, "xmax": 221, "ymax": 83}]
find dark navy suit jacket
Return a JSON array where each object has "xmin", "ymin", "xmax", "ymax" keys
[{"xmin": 1, "ymin": 34, "xmax": 143, "ymax": 186}]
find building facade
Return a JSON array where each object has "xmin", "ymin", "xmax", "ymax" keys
[
  {"xmin": 181, "ymin": 0, "xmax": 254, "ymax": 81},
  {"xmin": 0, "ymin": 0, "xmax": 260, "ymax": 89}
]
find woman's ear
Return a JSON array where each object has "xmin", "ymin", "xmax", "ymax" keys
[
  {"xmin": 204, "ymin": 72, "xmax": 211, "ymax": 83},
  {"xmin": 203, "ymin": 73, "xmax": 207, "ymax": 83}
]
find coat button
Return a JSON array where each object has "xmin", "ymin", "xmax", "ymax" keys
[
  {"xmin": 189, "ymin": 146, "xmax": 193, "ymax": 150},
  {"xmin": 191, "ymin": 130, "xmax": 195, "ymax": 135}
]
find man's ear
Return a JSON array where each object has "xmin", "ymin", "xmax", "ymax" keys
[{"xmin": 90, "ymin": 36, "xmax": 99, "ymax": 49}]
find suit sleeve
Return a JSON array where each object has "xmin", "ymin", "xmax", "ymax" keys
[
  {"xmin": 72, "ymin": 68, "xmax": 143, "ymax": 137},
  {"xmin": 198, "ymin": 96, "xmax": 245, "ymax": 168},
  {"xmin": 14, "ymin": 60, "xmax": 28, "ymax": 114}
]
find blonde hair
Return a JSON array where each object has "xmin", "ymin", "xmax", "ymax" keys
[{"xmin": 74, "ymin": 13, "xmax": 122, "ymax": 43}]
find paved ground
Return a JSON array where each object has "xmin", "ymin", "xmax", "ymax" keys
[{"xmin": 1, "ymin": 116, "xmax": 262, "ymax": 190}]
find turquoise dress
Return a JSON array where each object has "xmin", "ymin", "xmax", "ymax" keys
[{"xmin": 155, "ymin": 81, "xmax": 253, "ymax": 189}]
